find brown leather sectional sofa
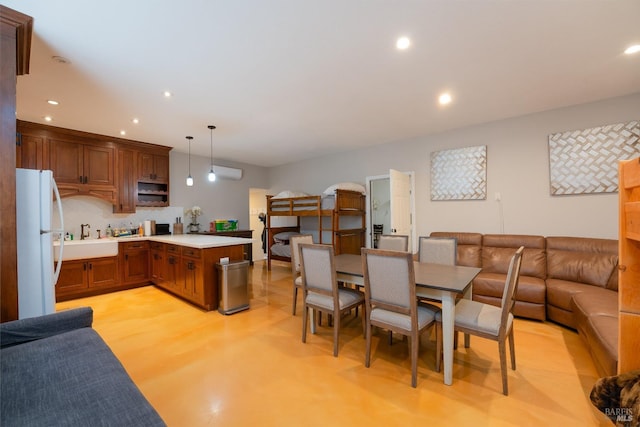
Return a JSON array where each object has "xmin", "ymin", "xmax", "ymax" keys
[{"xmin": 430, "ymin": 232, "xmax": 619, "ymax": 377}]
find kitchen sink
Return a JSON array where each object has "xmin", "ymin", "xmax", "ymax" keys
[{"xmin": 54, "ymin": 239, "xmax": 118, "ymax": 261}]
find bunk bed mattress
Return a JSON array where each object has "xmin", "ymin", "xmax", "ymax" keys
[
  {"xmin": 269, "ymin": 195, "xmax": 336, "ymax": 212},
  {"xmin": 270, "ymin": 244, "xmax": 292, "ymax": 258}
]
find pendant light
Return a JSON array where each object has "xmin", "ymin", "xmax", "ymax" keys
[
  {"xmin": 185, "ymin": 136, "xmax": 194, "ymax": 187},
  {"xmin": 207, "ymin": 125, "xmax": 216, "ymax": 182}
]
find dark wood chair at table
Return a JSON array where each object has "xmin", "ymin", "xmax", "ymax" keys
[
  {"xmin": 435, "ymin": 246, "xmax": 524, "ymax": 395},
  {"xmin": 361, "ymin": 248, "xmax": 441, "ymax": 388},
  {"xmin": 290, "ymin": 234, "xmax": 314, "ymax": 316},
  {"xmin": 299, "ymin": 243, "xmax": 365, "ymax": 357},
  {"xmin": 377, "ymin": 235, "xmax": 409, "ymax": 252}
]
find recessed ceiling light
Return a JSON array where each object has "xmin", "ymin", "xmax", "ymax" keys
[
  {"xmin": 120, "ymin": 130, "xmax": 126, "ymax": 136},
  {"xmin": 47, "ymin": 99, "xmax": 59, "ymax": 105},
  {"xmin": 163, "ymin": 91, "xmax": 172, "ymax": 98},
  {"xmin": 439, "ymin": 93, "xmax": 452, "ymax": 105},
  {"xmin": 396, "ymin": 36, "xmax": 411, "ymax": 50},
  {"xmin": 624, "ymin": 44, "xmax": 640, "ymax": 55},
  {"xmin": 132, "ymin": 118, "xmax": 139, "ymax": 124},
  {"xmin": 44, "ymin": 116, "xmax": 52, "ymax": 122}
]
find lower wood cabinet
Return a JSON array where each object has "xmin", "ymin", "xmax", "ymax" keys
[
  {"xmin": 120, "ymin": 241, "xmax": 150, "ymax": 285},
  {"xmin": 56, "ymin": 256, "xmax": 119, "ymax": 301}
]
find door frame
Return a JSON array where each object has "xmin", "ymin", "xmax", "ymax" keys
[{"xmin": 365, "ymin": 171, "xmax": 416, "ymax": 252}]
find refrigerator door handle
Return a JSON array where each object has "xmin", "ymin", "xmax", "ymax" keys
[{"xmin": 51, "ymin": 177, "xmax": 64, "ymax": 285}]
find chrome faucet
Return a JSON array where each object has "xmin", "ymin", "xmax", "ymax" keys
[{"xmin": 80, "ymin": 223, "xmax": 91, "ymax": 240}]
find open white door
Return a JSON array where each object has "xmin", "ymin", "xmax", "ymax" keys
[{"xmin": 389, "ymin": 169, "xmax": 412, "ymax": 249}]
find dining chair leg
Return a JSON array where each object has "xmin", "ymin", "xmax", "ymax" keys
[
  {"xmin": 508, "ymin": 328, "xmax": 516, "ymax": 370},
  {"xmin": 411, "ymin": 333, "xmax": 419, "ymax": 388},
  {"xmin": 365, "ymin": 320, "xmax": 372, "ymax": 367},
  {"xmin": 333, "ymin": 310, "xmax": 340, "ymax": 357},
  {"xmin": 435, "ymin": 323, "xmax": 442, "ymax": 373},
  {"xmin": 388, "ymin": 330, "xmax": 393, "ymax": 346},
  {"xmin": 464, "ymin": 333, "xmax": 470, "ymax": 348},
  {"xmin": 292, "ymin": 286, "xmax": 298, "ymax": 315},
  {"xmin": 302, "ymin": 305, "xmax": 309, "ymax": 343},
  {"xmin": 499, "ymin": 338, "xmax": 509, "ymax": 396}
]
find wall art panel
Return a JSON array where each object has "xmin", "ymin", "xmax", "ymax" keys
[{"xmin": 431, "ymin": 145, "xmax": 487, "ymax": 201}]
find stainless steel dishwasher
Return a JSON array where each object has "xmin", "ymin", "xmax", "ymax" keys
[{"xmin": 216, "ymin": 260, "xmax": 250, "ymax": 315}]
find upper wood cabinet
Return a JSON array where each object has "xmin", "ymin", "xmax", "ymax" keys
[
  {"xmin": 16, "ymin": 120, "xmax": 171, "ymax": 211},
  {"xmin": 138, "ymin": 152, "xmax": 169, "ymax": 183}
]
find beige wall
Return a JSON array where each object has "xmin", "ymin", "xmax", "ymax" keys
[{"xmin": 268, "ymin": 92, "xmax": 640, "ymax": 240}]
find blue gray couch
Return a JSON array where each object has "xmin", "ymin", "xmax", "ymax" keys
[{"xmin": 0, "ymin": 307, "xmax": 165, "ymax": 426}]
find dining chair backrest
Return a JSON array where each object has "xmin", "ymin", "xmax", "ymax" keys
[
  {"xmin": 418, "ymin": 236, "xmax": 457, "ymax": 265},
  {"xmin": 290, "ymin": 234, "xmax": 314, "ymax": 274},
  {"xmin": 299, "ymin": 243, "xmax": 336, "ymax": 297},
  {"xmin": 362, "ymin": 248, "xmax": 416, "ymax": 315},
  {"xmin": 377, "ymin": 235, "xmax": 409, "ymax": 252},
  {"xmin": 499, "ymin": 246, "xmax": 524, "ymax": 329}
]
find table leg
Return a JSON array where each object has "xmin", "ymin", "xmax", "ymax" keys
[
  {"xmin": 310, "ymin": 308, "xmax": 316, "ymax": 334},
  {"xmin": 441, "ymin": 292, "xmax": 455, "ymax": 386}
]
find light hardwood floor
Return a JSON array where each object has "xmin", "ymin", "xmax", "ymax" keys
[{"xmin": 57, "ymin": 260, "xmax": 612, "ymax": 426}]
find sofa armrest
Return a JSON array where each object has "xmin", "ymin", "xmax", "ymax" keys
[{"xmin": 0, "ymin": 307, "xmax": 93, "ymax": 349}]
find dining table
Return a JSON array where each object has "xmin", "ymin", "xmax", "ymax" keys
[{"xmin": 333, "ymin": 253, "xmax": 481, "ymax": 386}]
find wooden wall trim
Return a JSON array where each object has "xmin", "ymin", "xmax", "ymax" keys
[{"xmin": 0, "ymin": 6, "xmax": 33, "ymax": 76}]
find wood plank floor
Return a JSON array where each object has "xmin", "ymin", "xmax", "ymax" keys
[{"xmin": 57, "ymin": 260, "xmax": 612, "ymax": 426}]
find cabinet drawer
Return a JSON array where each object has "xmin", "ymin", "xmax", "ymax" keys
[
  {"xmin": 167, "ymin": 244, "xmax": 180, "ymax": 254},
  {"xmin": 149, "ymin": 242, "xmax": 164, "ymax": 250},
  {"xmin": 181, "ymin": 247, "xmax": 201, "ymax": 259},
  {"xmin": 120, "ymin": 241, "xmax": 148, "ymax": 251}
]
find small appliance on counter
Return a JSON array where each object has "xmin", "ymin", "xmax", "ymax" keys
[
  {"xmin": 143, "ymin": 220, "xmax": 156, "ymax": 236},
  {"xmin": 156, "ymin": 223, "xmax": 171, "ymax": 235}
]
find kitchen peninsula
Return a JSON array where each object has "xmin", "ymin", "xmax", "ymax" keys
[{"xmin": 55, "ymin": 235, "xmax": 252, "ymax": 311}]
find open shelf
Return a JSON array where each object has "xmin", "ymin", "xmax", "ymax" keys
[{"xmin": 137, "ymin": 181, "xmax": 168, "ymax": 207}]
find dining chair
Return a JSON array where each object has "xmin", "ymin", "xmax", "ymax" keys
[
  {"xmin": 418, "ymin": 236, "xmax": 457, "ymax": 265},
  {"xmin": 299, "ymin": 243, "xmax": 365, "ymax": 357},
  {"xmin": 362, "ymin": 248, "xmax": 440, "ymax": 387},
  {"xmin": 435, "ymin": 246, "xmax": 524, "ymax": 395},
  {"xmin": 377, "ymin": 234, "xmax": 409, "ymax": 252},
  {"xmin": 290, "ymin": 234, "xmax": 314, "ymax": 316}
]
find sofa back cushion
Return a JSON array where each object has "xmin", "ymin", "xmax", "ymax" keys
[
  {"xmin": 546, "ymin": 236, "xmax": 618, "ymax": 290},
  {"xmin": 482, "ymin": 234, "xmax": 546, "ymax": 279},
  {"xmin": 430, "ymin": 232, "xmax": 482, "ymax": 267}
]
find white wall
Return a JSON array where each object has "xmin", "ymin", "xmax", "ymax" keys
[{"xmin": 268, "ymin": 93, "xmax": 640, "ymax": 240}]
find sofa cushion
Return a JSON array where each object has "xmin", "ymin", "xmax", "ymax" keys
[
  {"xmin": 1, "ymin": 328, "xmax": 165, "ymax": 426},
  {"xmin": 430, "ymin": 232, "xmax": 482, "ymax": 267},
  {"xmin": 547, "ymin": 279, "xmax": 617, "ymax": 313},
  {"xmin": 474, "ymin": 273, "xmax": 546, "ymax": 304},
  {"xmin": 546, "ymin": 236, "xmax": 618, "ymax": 290},
  {"xmin": 572, "ymin": 289, "xmax": 619, "ymax": 319},
  {"xmin": 482, "ymin": 234, "xmax": 546, "ymax": 279}
]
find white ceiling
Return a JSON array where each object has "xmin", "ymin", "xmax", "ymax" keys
[{"xmin": 6, "ymin": 0, "xmax": 640, "ymax": 167}]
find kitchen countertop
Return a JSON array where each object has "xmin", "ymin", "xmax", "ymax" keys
[{"xmin": 54, "ymin": 234, "xmax": 252, "ymax": 250}]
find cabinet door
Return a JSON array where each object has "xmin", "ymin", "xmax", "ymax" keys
[
  {"xmin": 153, "ymin": 154, "xmax": 169, "ymax": 183},
  {"xmin": 84, "ymin": 145, "xmax": 115, "ymax": 186},
  {"xmin": 138, "ymin": 152, "xmax": 155, "ymax": 181},
  {"xmin": 181, "ymin": 257, "xmax": 204, "ymax": 304},
  {"xmin": 17, "ymin": 134, "xmax": 49, "ymax": 170},
  {"xmin": 150, "ymin": 248, "xmax": 165, "ymax": 284},
  {"xmin": 165, "ymin": 253, "xmax": 180, "ymax": 290},
  {"xmin": 122, "ymin": 244, "xmax": 150, "ymax": 285},
  {"xmin": 50, "ymin": 138, "xmax": 83, "ymax": 184},
  {"xmin": 88, "ymin": 257, "xmax": 119, "ymax": 288},
  {"xmin": 115, "ymin": 148, "xmax": 137, "ymax": 213},
  {"xmin": 56, "ymin": 260, "xmax": 88, "ymax": 296}
]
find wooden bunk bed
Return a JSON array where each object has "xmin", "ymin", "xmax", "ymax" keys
[{"xmin": 266, "ymin": 189, "xmax": 366, "ymax": 270}]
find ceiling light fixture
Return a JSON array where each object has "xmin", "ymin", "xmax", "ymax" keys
[
  {"xmin": 439, "ymin": 93, "xmax": 452, "ymax": 105},
  {"xmin": 120, "ymin": 130, "xmax": 126, "ymax": 136},
  {"xmin": 163, "ymin": 91, "xmax": 172, "ymax": 98},
  {"xmin": 44, "ymin": 116, "xmax": 52, "ymax": 122},
  {"xmin": 132, "ymin": 118, "xmax": 139, "ymax": 124},
  {"xmin": 396, "ymin": 36, "xmax": 411, "ymax": 50},
  {"xmin": 186, "ymin": 136, "xmax": 194, "ymax": 187},
  {"xmin": 624, "ymin": 44, "xmax": 640, "ymax": 55},
  {"xmin": 47, "ymin": 100, "xmax": 59, "ymax": 105},
  {"xmin": 207, "ymin": 125, "xmax": 217, "ymax": 182}
]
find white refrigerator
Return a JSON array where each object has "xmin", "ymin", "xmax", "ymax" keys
[{"xmin": 16, "ymin": 169, "xmax": 65, "ymax": 319}]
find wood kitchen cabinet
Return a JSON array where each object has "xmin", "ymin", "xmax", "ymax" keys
[
  {"xmin": 16, "ymin": 133, "xmax": 48, "ymax": 170},
  {"xmin": 120, "ymin": 241, "xmax": 150, "ymax": 286},
  {"xmin": 164, "ymin": 244, "xmax": 181, "ymax": 291},
  {"xmin": 180, "ymin": 247, "xmax": 204, "ymax": 305},
  {"xmin": 115, "ymin": 147, "xmax": 137, "ymax": 213},
  {"xmin": 56, "ymin": 256, "xmax": 119, "ymax": 302},
  {"xmin": 138, "ymin": 152, "xmax": 169, "ymax": 183},
  {"xmin": 150, "ymin": 241, "xmax": 166, "ymax": 284}
]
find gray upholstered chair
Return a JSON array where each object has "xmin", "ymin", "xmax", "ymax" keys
[
  {"xmin": 361, "ymin": 248, "xmax": 440, "ymax": 387},
  {"xmin": 299, "ymin": 243, "xmax": 365, "ymax": 357},
  {"xmin": 436, "ymin": 246, "xmax": 524, "ymax": 395},
  {"xmin": 290, "ymin": 234, "xmax": 314, "ymax": 315},
  {"xmin": 377, "ymin": 234, "xmax": 409, "ymax": 252},
  {"xmin": 418, "ymin": 236, "xmax": 457, "ymax": 265}
]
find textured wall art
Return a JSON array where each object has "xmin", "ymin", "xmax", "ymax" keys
[
  {"xmin": 548, "ymin": 120, "xmax": 640, "ymax": 195},
  {"xmin": 431, "ymin": 145, "xmax": 487, "ymax": 201}
]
